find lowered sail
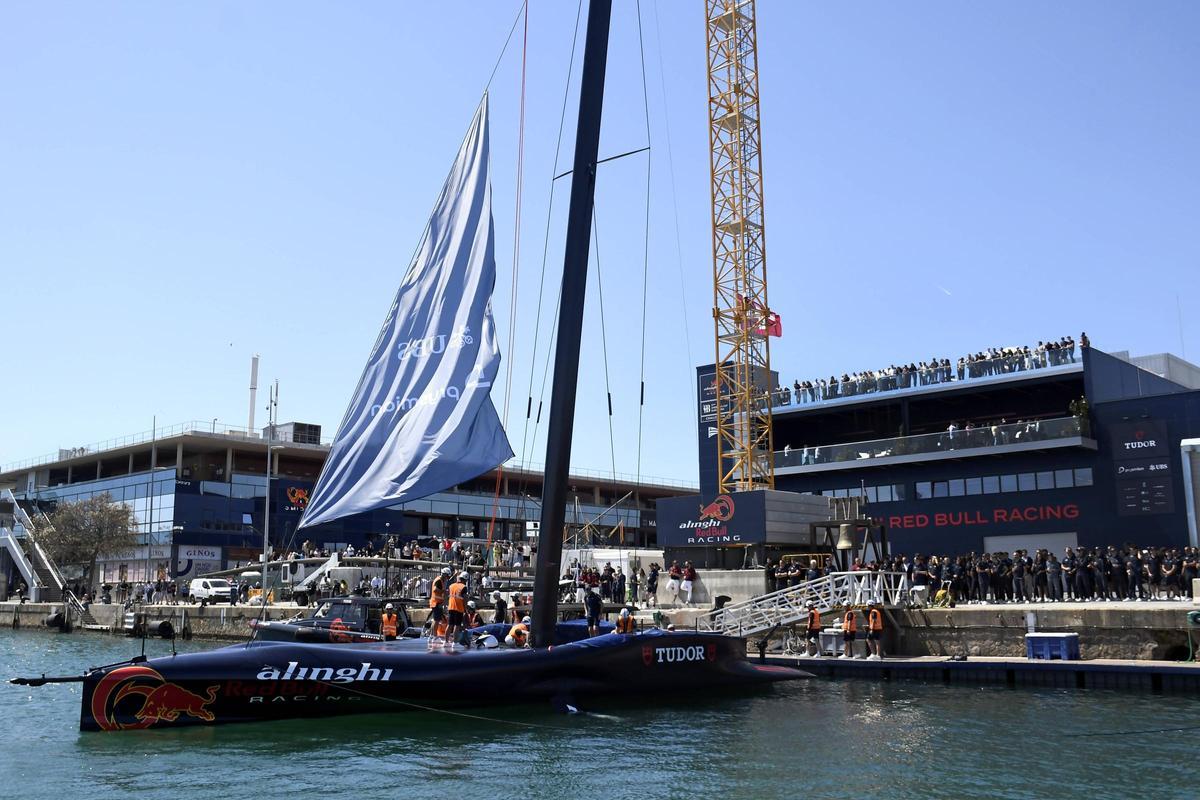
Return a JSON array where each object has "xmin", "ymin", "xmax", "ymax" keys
[{"xmin": 299, "ymin": 97, "xmax": 513, "ymax": 530}]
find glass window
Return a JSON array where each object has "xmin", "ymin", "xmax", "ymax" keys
[
  {"xmin": 915, "ymin": 482, "xmax": 932, "ymax": 500},
  {"xmin": 1054, "ymin": 469, "xmax": 1074, "ymax": 489},
  {"xmin": 426, "ymin": 518, "xmax": 447, "ymax": 536},
  {"xmin": 1036, "ymin": 471, "xmax": 1055, "ymax": 490},
  {"xmin": 948, "ymin": 479, "xmax": 965, "ymax": 497},
  {"xmin": 1018, "ymin": 473, "xmax": 1036, "ymax": 491},
  {"xmin": 1000, "ymin": 474, "xmax": 1018, "ymax": 493},
  {"xmin": 877, "ymin": 485, "xmax": 893, "ymax": 502},
  {"xmin": 982, "ymin": 476, "xmax": 1000, "ymax": 494},
  {"xmin": 933, "ymin": 481, "xmax": 949, "ymax": 498},
  {"xmin": 1074, "ymin": 467, "xmax": 1093, "ymax": 486},
  {"xmin": 892, "ymin": 484, "xmax": 907, "ymax": 501},
  {"xmin": 864, "ymin": 486, "xmax": 878, "ymax": 503},
  {"xmin": 832, "ymin": 488, "xmax": 847, "ymax": 498},
  {"xmin": 965, "ymin": 477, "xmax": 982, "ymax": 495}
]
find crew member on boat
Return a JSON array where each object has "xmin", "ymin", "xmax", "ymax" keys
[
  {"xmin": 464, "ymin": 600, "xmax": 483, "ymax": 629},
  {"xmin": 615, "ymin": 605, "xmax": 636, "ymax": 634},
  {"xmin": 506, "ymin": 615, "xmax": 531, "ymax": 648},
  {"xmin": 381, "ymin": 603, "xmax": 400, "ymax": 641},
  {"xmin": 446, "ymin": 571, "xmax": 469, "ymax": 648},
  {"xmin": 585, "ymin": 585, "xmax": 603, "ymax": 637},
  {"xmin": 491, "ymin": 590, "xmax": 507, "ymax": 624},
  {"xmin": 429, "ymin": 567, "xmax": 451, "ymax": 648}
]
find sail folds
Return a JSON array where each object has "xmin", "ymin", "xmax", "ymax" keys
[{"xmin": 299, "ymin": 98, "xmax": 513, "ymax": 530}]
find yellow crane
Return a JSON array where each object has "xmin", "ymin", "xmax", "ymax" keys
[{"xmin": 704, "ymin": 0, "xmax": 776, "ymax": 493}]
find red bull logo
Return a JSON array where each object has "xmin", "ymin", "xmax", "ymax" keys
[
  {"xmin": 286, "ymin": 486, "xmax": 310, "ymax": 508},
  {"xmin": 698, "ymin": 495, "xmax": 735, "ymax": 522},
  {"xmin": 89, "ymin": 665, "xmax": 219, "ymax": 731}
]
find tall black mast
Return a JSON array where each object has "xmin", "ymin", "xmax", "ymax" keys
[{"xmin": 530, "ymin": 0, "xmax": 613, "ymax": 648}]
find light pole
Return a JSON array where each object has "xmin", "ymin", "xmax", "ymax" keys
[
  {"xmin": 263, "ymin": 444, "xmax": 284, "ymax": 604},
  {"xmin": 211, "ymin": 418, "xmax": 218, "ymax": 433}
]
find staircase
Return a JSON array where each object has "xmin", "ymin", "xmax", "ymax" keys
[
  {"xmin": 699, "ymin": 571, "xmax": 909, "ymax": 638},
  {"xmin": 1, "ymin": 526, "xmax": 45, "ymax": 600}
]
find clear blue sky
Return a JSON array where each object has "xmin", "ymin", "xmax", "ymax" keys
[{"xmin": 2, "ymin": 1, "xmax": 1197, "ymax": 484}]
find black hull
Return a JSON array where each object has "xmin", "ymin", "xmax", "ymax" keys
[{"xmin": 79, "ymin": 630, "xmax": 804, "ymax": 732}]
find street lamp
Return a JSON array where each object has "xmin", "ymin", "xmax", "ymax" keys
[{"xmin": 262, "ymin": 444, "xmax": 285, "ymax": 604}]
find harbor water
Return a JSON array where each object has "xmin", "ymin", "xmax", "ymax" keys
[{"xmin": 2, "ymin": 630, "xmax": 1198, "ymax": 800}]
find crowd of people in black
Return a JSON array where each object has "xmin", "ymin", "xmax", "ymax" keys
[
  {"xmin": 769, "ymin": 542, "xmax": 1198, "ymax": 604},
  {"xmin": 772, "ymin": 333, "xmax": 1088, "ymax": 407}
]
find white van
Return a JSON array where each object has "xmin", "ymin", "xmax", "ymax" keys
[{"xmin": 189, "ymin": 578, "xmax": 233, "ymax": 604}]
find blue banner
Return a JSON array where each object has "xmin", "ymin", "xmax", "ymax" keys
[{"xmin": 299, "ymin": 97, "xmax": 513, "ymax": 529}]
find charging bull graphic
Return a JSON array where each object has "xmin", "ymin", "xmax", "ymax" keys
[
  {"xmin": 286, "ymin": 486, "xmax": 310, "ymax": 508},
  {"xmin": 88, "ymin": 665, "xmax": 219, "ymax": 731},
  {"xmin": 698, "ymin": 495, "xmax": 735, "ymax": 522}
]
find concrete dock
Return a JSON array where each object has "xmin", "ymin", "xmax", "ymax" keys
[{"xmin": 766, "ymin": 653, "xmax": 1200, "ymax": 692}]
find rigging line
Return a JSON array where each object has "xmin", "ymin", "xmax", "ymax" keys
[
  {"xmin": 269, "ymin": 666, "xmax": 570, "ymax": 731},
  {"xmin": 501, "ymin": 2, "xmax": 528, "ymax": 429},
  {"xmin": 483, "ymin": 0, "xmax": 529, "ymax": 94},
  {"xmin": 517, "ymin": 0, "xmax": 585, "ymax": 493},
  {"xmin": 634, "ymin": 0, "xmax": 653, "ymax": 501},
  {"xmin": 489, "ymin": 0, "xmax": 530, "ymax": 551},
  {"xmin": 650, "ymin": 0, "xmax": 697, "ymax": 431},
  {"xmin": 1063, "ymin": 723, "xmax": 1200, "ymax": 737},
  {"xmin": 551, "ymin": 146, "xmax": 651, "ymax": 180},
  {"xmin": 589, "ymin": 205, "xmax": 620, "ymax": 520}
]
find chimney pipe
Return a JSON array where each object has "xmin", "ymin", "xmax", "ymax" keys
[{"xmin": 248, "ymin": 354, "xmax": 260, "ymax": 437}]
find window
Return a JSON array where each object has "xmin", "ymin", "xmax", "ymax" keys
[
  {"xmin": 864, "ymin": 486, "xmax": 878, "ymax": 503},
  {"xmin": 1018, "ymin": 473, "xmax": 1036, "ymax": 491},
  {"xmin": 948, "ymin": 479, "xmax": 965, "ymax": 497},
  {"xmin": 1036, "ymin": 471, "xmax": 1055, "ymax": 490},
  {"xmin": 892, "ymin": 484, "xmax": 907, "ymax": 501},
  {"xmin": 1054, "ymin": 469, "xmax": 1074, "ymax": 489},
  {"xmin": 1000, "ymin": 474, "xmax": 1018, "ymax": 492},
  {"xmin": 982, "ymin": 475, "xmax": 1000, "ymax": 494},
  {"xmin": 877, "ymin": 485, "xmax": 894, "ymax": 502},
  {"xmin": 933, "ymin": 481, "xmax": 949, "ymax": 498},
  {"xmin": 1074, "ymin": 467, "xmax": 1093, "ymax": 486},
  {"xmin": 916, "ymin": 482, "xmax": 932, "ymax": 500},
  {"xmin": 965, "ymin": 477, "xmax": 982, "ymax": 496}
]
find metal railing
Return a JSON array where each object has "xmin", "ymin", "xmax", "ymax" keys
[
  {"xmin": 776, "ymin": 416, "xmax": 1086, "ymax": 470},
  {"xmin": 1, "ymin": 420, "xmax": 335, "ymax": 473},
  {"xmin": 0, "ymin": 526, "xmax": 43, "ymax": 599},
  {"xmin": 773, "ymin": 349, "xmax": 1081, "ymax": 408},
  {"xmin": 700, "ymin": 571, "xmax": 909, "ymax": 637}
]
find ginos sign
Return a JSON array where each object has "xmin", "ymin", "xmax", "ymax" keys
[{"xmin": 888, "ymin": 503, "xmax": 1080, "ymax": 530}]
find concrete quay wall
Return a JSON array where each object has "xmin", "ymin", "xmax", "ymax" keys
[{"xmin": 891, "ymin": 604, "xmax": 1196, "ymax": 661}]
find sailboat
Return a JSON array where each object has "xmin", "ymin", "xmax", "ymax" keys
[{"xmin": 13, "ymin": 0, "xmax": 805, "ymax": 732}]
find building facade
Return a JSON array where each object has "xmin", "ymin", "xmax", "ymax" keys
[
  {"xmin": 696, "ymin": 346, "xmax": 1200, "ymax": 558},
  {"xmin": 0, "ymin": 420, "xmax": 688, "ymax": 586}
]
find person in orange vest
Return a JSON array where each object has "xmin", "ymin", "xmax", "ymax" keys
[
  {"xmin": 445, "ymin": 571, "xmax": 469, "ymax": 648},
  {"xmin": 380, "ymin": 603, "xmax": 400, "ymax": 641},
  {"xmin": 802, "ymin": 600, "xmax": 822, "ymax": 658},
  {"xmin": 615, "ymin": 605, "xmax": 636, "ymax": 634},
  {"xmin": 506, "ymin": 615, "xmax": 531, "ymax": 648},
  {"xmin": 866, "ymin": 602, "xmax": 885, "ymax": 661},
  {"xmin": 840, "ymin": 607, "xmax": 858, "ymax": 659},
  {"xmin": 463, "ymin": 600, "xmax": 483, "ymax": 630},
  {"xmin": 427, "ymin": 566, "xmax": 450, "ymax": 649}
]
